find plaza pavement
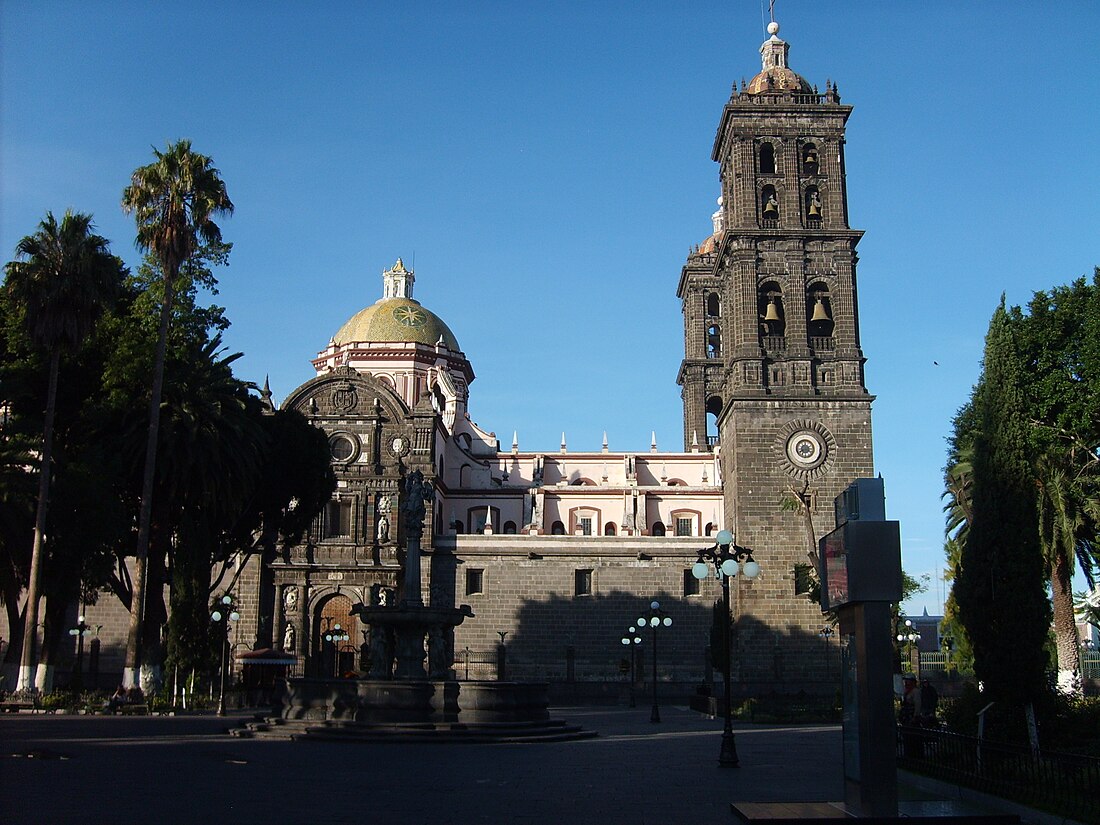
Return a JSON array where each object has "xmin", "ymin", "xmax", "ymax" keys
[{"xmin": 0, "ymin": 704, "xmax": 1063, "ymax": 825}]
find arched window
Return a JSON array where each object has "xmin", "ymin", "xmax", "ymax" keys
[
  {"xmin": 651, "ymin": 522, "xmax": 666, "ymax": 537},
  {"xmin": 551, "ymin": 521, "xmax": 566, "ymax": 535},
  {"xmin": 759, "ymin": 142, "xmax": 776, "ymax": 174},
  {"xmin": 503, "ymin": 521, "xmax": 517, "ymax": 534},
  {"xmin": 802, "ymin": 142, "xmax": 819, "ymax": 175},
  {"xmin": 706, "ymin": 323, "xmax": 721, "ymax": 358},
  {"xmin": 706, "ymin": 292, "xmax": 721, "ymax": 317},
  {"xmin": 807, "ymin": 281, "xmax": 835, "ymax": 341},
  {"xmin": 761, "ymin": 185, "xmax": 779, "ymax": 224},
  {"xmin": 459, "ymin": 464, "xmax": 472, "ymax": 486},
  {"xmin": 706, "ymin": 395, "xmax": 723, "ymax": 447},
  {"xmin": 805, "ymin": 186, "xmax": 822, "ymax": 225},
  {"xmin": 604, "ymin": 522, "xmax": 617, "ymax": 536},
  {"xmin": 759, "ymin": 281, "xmax": 785, "ymax": 339}
]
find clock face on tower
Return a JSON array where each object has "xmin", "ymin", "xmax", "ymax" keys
[{"xmin": 786, "ymin": 430, "xmax": 825, "ymax": 469}]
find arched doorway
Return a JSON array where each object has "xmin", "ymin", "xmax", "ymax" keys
[{"xmin": 314, "ymin": 593, "xmax": 360, "ymax": 678}]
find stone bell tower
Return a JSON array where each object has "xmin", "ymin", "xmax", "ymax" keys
[{"xmin": 677, "ymin": 19, "xmax": 874, "ymax": 685}]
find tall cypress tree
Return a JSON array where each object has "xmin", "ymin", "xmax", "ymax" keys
[{"xmin": 955, "ymin": 299, "xmax": 1051, "ymax": 717}]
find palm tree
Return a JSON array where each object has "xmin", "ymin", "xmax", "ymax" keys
[
  {"xmin": 1036, "ymin": 450, "xmax": 1099, "ymax": 696},
  {"xmin": 120, "ymin": 140, "xmax": 233, "ymax": 689},
  {"xmin": 153, "ymin": 336, "xmax": 266, "ymax": 678},
  {"xmin": 3, "ymin": 210, "xmax": 123, "ymax": 692}
]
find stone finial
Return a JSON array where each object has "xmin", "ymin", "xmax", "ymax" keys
[
  {"xmin": 511, "ymin": 430, "xmax": 519, "ymax": 453},
  {"xmin": 602, "ymin": 431, "xmax": 609, "ymax": 453},
  {"xmin": 691, "ymin": 430, "xmax": 700, "ymax": 453},
  {"xmin": 560, "ymin": 432, "xmax": 567, "ymax": 453},
  {"xmin": 260, "ymin": 375, "xmax": 275, "ymax": 414},
  {"xmin": 483, "ymin": 506, "xmax": 494, "ymax": 535},
  {"xmin": 650, "ymin": 431, "xmax": 658, "ymax": 453}
]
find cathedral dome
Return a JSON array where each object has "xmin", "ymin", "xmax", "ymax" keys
[
  {"xmin": 333, "ymin": 296, "xmax": 461, "ymax": 351},
  {"xmin": 745, "ymin": 66, "xmax": 812, "ymax": 95},
  {"xmin": 331, "ymin": 259, "xmax": 460, "ymax": 350}
]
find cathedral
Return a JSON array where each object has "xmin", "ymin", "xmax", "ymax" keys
[
  {"xmin": 257, "ymin": 19, "xmax": 873, "ymax": 694},
  {"xmin": 13, "ymin": 20, "xmax": 875, "ymax": 697}
]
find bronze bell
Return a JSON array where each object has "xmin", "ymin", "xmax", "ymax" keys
[
  {"xmin": 764, "ymin": 300, "xmax": 781, "ymax": 322},
  {"xmin": 808, "ymin": 200, "xmax": 821, "ymax": 217},
  {"xmin": 763, "ymin": 198, "xmax": 779, "ymax": 217},
  {"xmin": 811, "ymin": 299, "xmax": 829, "ymax": 322},
  {"xmin": 806, "ymin": 151, "xmax": 818, "ymax": 166}
]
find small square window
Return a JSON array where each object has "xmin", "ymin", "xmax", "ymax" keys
[
  {"xmin": 675, "ymin": 517, "xmax": 693, "ymax": 537},
  {"xmin": 579, "ymin": 517, "xmax": 593, "ymax": 536},
  {"xmin": 683, "ymin": 569, "xmax": 700, "ymax": 597},
  {"xmin": 465, "ymin": 568, "xmax": 484, "ymax": 596},
  {"xmin": 574, "ymin": 569, "xmax": 593, "ymax": 597}
]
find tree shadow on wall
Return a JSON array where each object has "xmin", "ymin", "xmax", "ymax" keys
[{"xmin": 502, "ymin": 591, "xmax": 846, "ymax": 697}]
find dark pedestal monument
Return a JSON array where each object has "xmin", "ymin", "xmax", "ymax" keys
[{"xmin": 250, "ymin": 471, "xmax": 580, "ymax": 742}]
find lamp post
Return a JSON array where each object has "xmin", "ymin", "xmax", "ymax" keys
[
  {"xmin": 321, "ymin": 618, "xmax": 350, "ymax": 678},
  {"xmin": 638, "ymin": 601, "xmax": 672, "ymax": 723},
  {"xmin": 819, "ymin": 626, "xmax": 835, "ymax": 682},
  {"xmin": 211, "ymin": 594, "xmax": 240, "ymax": 716},
  {"xmin": 692, "ymin": 529, "xmax": 761, "ymax": 767},
  {"xmin": 620, "ymin": 626, "xmax": 643, "ymax": 707},
  {"xmin": 68, "ymin": 615, "xmax": 100, "ymax": 692},
  {"xmin": 896, "ymin": 618, "xmax": 921, "ymax": 677}
]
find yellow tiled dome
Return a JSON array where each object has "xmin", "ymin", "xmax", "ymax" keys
[{"xmin": 333, "ymin": 297, "xmax": 461, "ymax": 351}]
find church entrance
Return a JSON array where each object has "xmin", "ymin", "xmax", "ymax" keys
[{"xmin": 313, "ymin": 593, "xmax": 360, "ymax": 678}]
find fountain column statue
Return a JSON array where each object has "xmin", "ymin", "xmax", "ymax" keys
[{"xmin": 400, "ymin": 470, "xmax": 433, "ymax": 609}]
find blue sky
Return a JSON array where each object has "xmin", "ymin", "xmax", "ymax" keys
[{"xmin": 3, "ymin": 1, "xmax": 1098, "ymax": 616}]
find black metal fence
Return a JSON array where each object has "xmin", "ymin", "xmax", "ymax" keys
[{"xmin": 897, "ymin": 724, "xmax": 1100, "ymax": 822}]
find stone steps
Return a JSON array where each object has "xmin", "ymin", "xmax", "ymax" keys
[{"xmin": 232, "ymin": 715, "xmax": 597, "ymax": 744}]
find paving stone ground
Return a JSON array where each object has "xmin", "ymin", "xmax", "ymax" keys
[{"xmin": 0, "ymin": 705, "xmax": 1042, "ymax": 825}]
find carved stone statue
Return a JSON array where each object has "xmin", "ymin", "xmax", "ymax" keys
[
  {"xmin": 283, "ymin": 622, "xmax": 296, "ymax": 652},
  {"xmin": 283, "ymin": 586, "xmax": 298, "ymax": 611},
  {"xmin": 377, "ymin": 512, "xmax": 389, "ymax": 543},
  {"xmin": 400, "ymin": 470, "xmax": 434, "ymax": 533},
  {"xmin": 369, "ymin": 627, "xmax": 393, "ymax": 679},
  {"xmin": 427, "ymin": 626, "xmax": 448, "ymax": 679}
]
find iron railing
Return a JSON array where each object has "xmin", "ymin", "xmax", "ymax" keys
[{"xmin": 897, "ymin": 724, "xmax": 1100, "ymax": 822}]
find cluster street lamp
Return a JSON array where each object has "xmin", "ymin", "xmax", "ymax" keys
[
  {"xmin": 692, "ymin": 529, "xmax": 761, "ymax": 767},
  {"xmin": 322, "ymin": 618, "xmax": 350, "ymax": 678},
  {"xmin": 638, "ymin": 601, "xmax": 672, "ymax": 723},
  {"xmin": 819, "ymin": 626, "xmax": 835, "ymax": 681},
  {"xmin": 620, "ymin": 626, "xmax": 643, "ymax": 707},
  {"xmin": 68, "ymin": 615, "xmax": 100, "ymax": 692},
  {"xmin": 211, "ymin": 594, "xmax": 240, "ymax": 716},
  {"xmin": 897, "ymin": 618, "xmax": 921, "ymax": 676}
]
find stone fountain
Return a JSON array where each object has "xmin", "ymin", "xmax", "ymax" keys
[{"xmin": 242, "ymin": 471, "xmax": 588, "ymax": 740}]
